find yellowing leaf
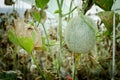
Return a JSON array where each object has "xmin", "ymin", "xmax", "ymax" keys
[
  {"xmin": 94, "ymin": 0, "xmax": 113, "ymax": 11},
  {"xmin": 98, "ymin": 11, "xmax": 119, "ymax": 33}
]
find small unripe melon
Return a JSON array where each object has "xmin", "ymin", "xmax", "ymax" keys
[{"xmin": 65, "ymin": 14, "xmax": 96, "ymax": 53}]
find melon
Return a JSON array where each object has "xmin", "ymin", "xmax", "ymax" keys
[{"xmin": 65, "ymin": 14, "xmax": 96, "ymax": 53}]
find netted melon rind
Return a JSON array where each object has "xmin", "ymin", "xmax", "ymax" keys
[{"xmin": 65, "ymin": 15, "xmax": 96, "ymax": 53}]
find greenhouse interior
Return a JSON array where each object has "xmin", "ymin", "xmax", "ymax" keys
[{"xmin": 0, "ymin": 0, "xmax": 120, "ymax": 80}]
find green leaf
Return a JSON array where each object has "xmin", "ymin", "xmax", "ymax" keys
[
  {"xmin": 0, "ymin": 71, "xmax": 17, "ymax": 79},
  {"xmin": 32, "ymin": 11, "xmax": 41, "ymax": 22},
  {"xmin": 8, "ymin": 30, "xmax": 34, "ymax": 53},
  {"xmin": 103, "ymin": 30, "xmax": 111, "ymax": 37},
  {"xmin": 94, "ymin": 0, "xmax": 113, "ymax": 11},
  {"xmin": 98, "ymin": 11, "xmax": 119, "ymax": 33},
  {"xmin": 35, "ymin": 0, "xmax": 49, "ymax": 9},
  {"xmin": 18, "ymin": 36, "xmax": 34, "ymax": 53},
  {"xmin": 54, "ymin": 10, "xmax": 60, "ymax": 14},
  {"xmin": 8, "ymin": 30, "xmax": 19, "ymax": 46},
  {"xmin": 30, "ymin": 21, "xmax": 34, "ymax": 26}
]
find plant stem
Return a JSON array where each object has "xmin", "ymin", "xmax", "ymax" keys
[
  {"xmin": 68, "ymin": 0, "xmax": 73, "ymax": 21},
  {"xmin": 63, "ymin": 7, "xmax": 77, "ymax": 17},
  {"xmin": 112, "ymin": 9, "xmax": 116, "ymax": 80},
  {"xmin": 41, "ymin": 23, "xmax": 50, "ymax": 48},
  {"xmin": 41, "ymin": 23, "xmax": 54, "ymax": 66},
  {"xmin": 30, "ymin": 52, "xmax": 46, "ymax": 80},
  {"xmin": 72, "ymin": 53, "xmax": 76, "ymax": 80},
  {"xmin": 57, "ymin": 0, "xmax": 63, "ymax": 79},
  {"xmin": 36, "ymin": 14, "xmax": 54, "ymax": 79},
  {"xmin": 37, "ymin": 18, "xmax": 54, "ymax": 66},
  {"xmin": 12, "ymin": 46, "xmax": 18, "ymax": 70},
  {"xmin": 58, "ymin": 13, "xmax": 62, "ymax": 50},
  {"xmin": 58, "ymin": 18, "xmax": 62, "ymax": 79}
]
